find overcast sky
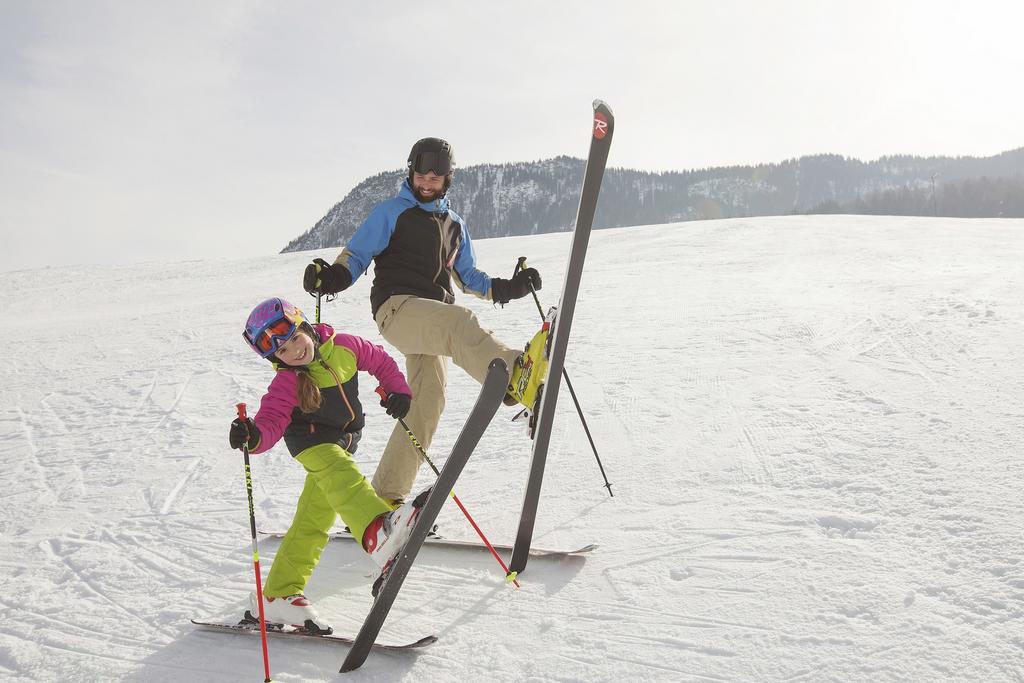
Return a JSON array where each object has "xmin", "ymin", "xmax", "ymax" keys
[{"xmin": 2, "ymin": 1, "xmax": 1022, "ymax": 273}]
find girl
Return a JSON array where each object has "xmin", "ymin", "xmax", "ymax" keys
[{"xmin": 229, "ymin": 296, "xmax": 422, "ymax": 634}]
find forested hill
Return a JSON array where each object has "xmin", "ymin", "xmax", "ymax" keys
[{"xmin": 281, "ymin": 147, "xmax": 1024, "ymax": 252}]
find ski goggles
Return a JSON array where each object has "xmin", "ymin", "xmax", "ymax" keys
[
  {"xmin": 409, "ymin": 150, "xmax": 452, "ymax": 176},
  {"xmin": 244, "ymin": 315, "xmax": 298, "ymax": 358}
]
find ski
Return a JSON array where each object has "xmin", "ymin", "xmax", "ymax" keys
[
  {"xmin": 258, "ymin": 528, "xmax": 597, "ymax": 557},
  {"xmin": 191, "ymin": 616, "xmax": 436, "ymax": 651},
  {"xmin": 510, "ymin": 100, "xmax": 615, "ymax": 577},
  {"xmin": 259, "ymin": 525, "xmax": 444, "ymax": 541},
  {"xmin": 340, "ymin": 357, "xmax": 510, "ymax": 673}
]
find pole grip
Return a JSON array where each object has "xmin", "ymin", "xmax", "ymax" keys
[
  {"xmin": 375, "ymin": 386, "xmax": 388, "ymax": 404},
  {"xmin": 236, "ymin": 403, "xmax": 248, "ymax": 420}
]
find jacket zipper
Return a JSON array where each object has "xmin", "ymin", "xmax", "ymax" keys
[
  {"xmin": 432, "ymin": 214, "xmax": 446, "ymax": 289},
  {"xmin": 320, "ymin": 359, "xmax": 357, "ymax": 432}
]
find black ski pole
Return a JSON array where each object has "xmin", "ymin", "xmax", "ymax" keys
[
  {"xmin": 515, "ymin": 256, "xmax": 613, "ymax": 497},
  {"xmin": 517, "ymin": 256, "xmax": 546, "ymax": 320}
]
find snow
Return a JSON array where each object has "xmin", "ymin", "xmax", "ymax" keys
[{"xmin": 3, "ymin": 214, "xmax": 1024, "ymax": 681}]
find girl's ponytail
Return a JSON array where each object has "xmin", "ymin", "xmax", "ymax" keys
[{"xmin": 296, "ymin": 370, "xmax": 323, "ymax": 413}]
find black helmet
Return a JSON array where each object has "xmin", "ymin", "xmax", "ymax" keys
[{"xmin": 407, "ymin": 137, "xmax": 455, "ymax": 177}]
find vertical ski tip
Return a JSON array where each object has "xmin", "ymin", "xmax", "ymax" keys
[
  {"xmin": 488, "ymin": 357, "xmax": 509, "ymax": 374},
  {"xmin": 591, "ymin": 104, "xmax": 613, "ymax": 141}
]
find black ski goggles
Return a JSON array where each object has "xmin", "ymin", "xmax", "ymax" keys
[{"xmin": 409, "ymin": 150, "xmax": 452, "ymax": 176}]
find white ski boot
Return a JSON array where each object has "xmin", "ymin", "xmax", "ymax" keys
[
  {"xmin": 250, "ymin": 592, "xmax": 332, "ymax": 634},
  {"xmin": 362, "ymin": 488, "xmax": 431, "ymax": 595}
]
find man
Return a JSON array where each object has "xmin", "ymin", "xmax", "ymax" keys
[{"xmin": 303, "ymin": 137, "xmax": 545, "ymax": 504}]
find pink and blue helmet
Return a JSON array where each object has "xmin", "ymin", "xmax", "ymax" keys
[{"xmin": 242, "ymin": 297, "xmax": 309, "ymax": 359}]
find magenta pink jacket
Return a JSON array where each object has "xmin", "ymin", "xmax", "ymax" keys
[{"xmin": 251, "ymin": 324, "xmax": 410, "ymax": 456}]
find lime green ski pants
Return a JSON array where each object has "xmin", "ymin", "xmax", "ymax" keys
[{"xmin": 263, "ymin": 443, "xmax": 393, "ymax": 598}]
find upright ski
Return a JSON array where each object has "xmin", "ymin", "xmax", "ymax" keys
[
  {"xmin": 510, "ymin": 100, "xmax": 615, "ymax": 576},
  {"xmin": 339, "ymin": 358, "xmax": 510, "ymax": 673}
]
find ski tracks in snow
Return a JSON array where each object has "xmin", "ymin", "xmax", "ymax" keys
[
  {"xmin": 5, "ymin": 406, "xmax": 60, "ymax": 503},
  {"xmin": 158, "ymin": 456, "xmax": 204, "ymax": 515},
  {"xmin": 4, "ymin": 219, "xmax": 1024, "ymax": 680}
]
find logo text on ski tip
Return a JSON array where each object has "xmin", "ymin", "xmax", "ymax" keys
[{"xmin": 593, "ymin": 112, "xmax": 608, "ymax": 139}]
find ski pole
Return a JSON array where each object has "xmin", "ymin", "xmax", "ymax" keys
[
  {"xmin": 515, "ymin": 257, "xmax": 614, "ymax": 497},
  {"xmin": 516, "ymin": 256, "xmax": 547, "ymax": 321},
  {"xmin": 236, "ymin": 403, "xmax": 273, "ymax": 683},
  {"xmin": 308, "ymin": 279, "xmax": 334, "ymax": 324},
  {"xmin": 376, "ymin": 388, "xmax": 521, "ymax": 587}
]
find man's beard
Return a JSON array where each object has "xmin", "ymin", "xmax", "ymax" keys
[{"xmin": 412, "ymin": 184, "xmax": 444, "ymax": 203}]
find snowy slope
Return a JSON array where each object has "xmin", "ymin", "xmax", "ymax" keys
[{"xmin": 2, "ymin": 215, "xmax": 1023, "ymax": 682}]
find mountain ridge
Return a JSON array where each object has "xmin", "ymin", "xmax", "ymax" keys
[{"xmin": 281, "ymin": 147, "xmax": 1024, "ymax": 253}]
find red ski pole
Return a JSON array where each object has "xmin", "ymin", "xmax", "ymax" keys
[
  {"xmin": 377, "ymin": 388, "xmax": 520, "ymax": 587},
  {"xmin": 236, "ymin": 403, "xmax": 273, "ymax": 682}
]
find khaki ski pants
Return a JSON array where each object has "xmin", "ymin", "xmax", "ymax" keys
[{"xmin": 371, "ymin": 295, "xmax": 521, "ymax": 501}]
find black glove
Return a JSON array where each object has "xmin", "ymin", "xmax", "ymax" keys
[
  {"xmin": 303, "ymin": 258, "xmax": 353, "ymax": 295},
  {"xmin": 229, "ymin": 417, "xmax": 261, "ymax": 451},
  {"xmin": 490, "ymin": 267, "xmax": 542, "ymax": 304},
  {"xmin": 380, "ymin": 392, "xmax": 412, "ymax": 420}
]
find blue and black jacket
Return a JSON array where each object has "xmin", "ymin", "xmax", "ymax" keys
[{"xmin": 333, "ymin": 181, "xmax": 494, "ymax": 316}]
